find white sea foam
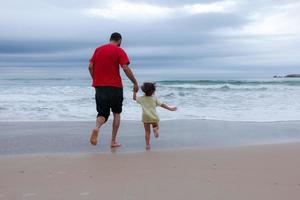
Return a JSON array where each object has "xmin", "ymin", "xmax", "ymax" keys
[{"xmin": 1, "ymin": 68, "xmax": 300, "ymax": 122}]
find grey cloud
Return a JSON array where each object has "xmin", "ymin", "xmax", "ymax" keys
[
  {"xmin": 0, "ymin": 40, "xmax": 97, "ymax": 54},
  {"xmin": 0, "ymin": 0, "xmax": 299, "ymax": 74},
  {"xmin": 127, "ymin": 0, "xmax": 223, "ymax": 6},
  {"xmin": 0, "ymin": 11, "xmax": 249, "ymax": 52}
]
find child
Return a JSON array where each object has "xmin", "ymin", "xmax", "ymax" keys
[{"xmin": 133, "ymin": 82, "xmax": 177, "ymax": 150}]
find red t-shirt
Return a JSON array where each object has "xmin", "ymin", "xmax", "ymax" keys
[{"xmin": 89, "ymin": 44, "xmax": 130, "ymax": 88}]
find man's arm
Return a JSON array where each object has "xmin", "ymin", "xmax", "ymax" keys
[
  {"xmin": 88, "ymin": 63, "xmax": 94, "ymax": 78},
  {"xmin": 122, "ymin": 64, "xmax": 138, "ymax": 92}
]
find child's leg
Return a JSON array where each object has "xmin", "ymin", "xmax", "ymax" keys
[
  {"xmin": 143, "ymin": 123, "xmax": 151, "ymax": 150},
  {"xmin": 152, "ymin": 123, "xmax": 159, "ymax": 138}
]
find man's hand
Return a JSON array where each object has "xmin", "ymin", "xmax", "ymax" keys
[
  {"xmin": 133, "ymin": 83, "xmax": 139, "ymax": 93},
  {"xmin": 133, "ymin": 90, "xmax": 137, "ymax": 100}
]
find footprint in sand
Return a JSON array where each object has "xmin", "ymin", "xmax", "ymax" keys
[
  {"xmin": 23, "ymin": 193, "xmax": 37, "ymax": 197},
  {"xmin": 46, "ymin": 174, "xmax": 53, "ymax": 178},
  {"xmin": 80, "ymin": 192, "xmax": 90, "ymax": 196}
]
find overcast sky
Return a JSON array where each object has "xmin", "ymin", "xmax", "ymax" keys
[{"xmin": 0, "ymin": 0, "xmax": 300, "ymax": 76}]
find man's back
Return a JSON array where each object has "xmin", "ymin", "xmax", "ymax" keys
[
  {"xmin": 89, "ymin": 32, "xmax": 138, "ymax": 148},
  {"xmin": 90, "ymin": 44, "xmax": 129, "ymax": 88}
]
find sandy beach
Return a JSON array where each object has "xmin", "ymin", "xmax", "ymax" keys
[
  {"xmin": 0, "ymin": 142, "xmax": 300, "ymax": 200},
  {"xmin": 1, "ymin": 120, "xmax": 300, "ymax": 199}
]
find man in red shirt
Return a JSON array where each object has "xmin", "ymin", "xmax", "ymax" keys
[{"xmin": 89, "ymin": 32, "xmax": 138, "ymax": 148}]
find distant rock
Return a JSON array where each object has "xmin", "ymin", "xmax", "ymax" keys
[
  {"xmin": 285, "ymin": 74, "xmax": 300, "ymax": 78},
  {"xmin": 273, "ymin": 74, "xmax": 300, "ymax": 78}
]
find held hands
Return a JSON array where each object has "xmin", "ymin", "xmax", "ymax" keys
[{"xmin": 133, "ymin": 83, "xmax": 139, "ymax": 93}]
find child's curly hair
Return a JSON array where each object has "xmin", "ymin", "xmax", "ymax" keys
[{"xmin": 141, "ymin": 82, "xmax": 156, "ymax": 96}]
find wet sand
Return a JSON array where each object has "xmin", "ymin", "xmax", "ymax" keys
[{"xmin": 1, "ymin": 120, "xmax": 300, "ymax": 155}]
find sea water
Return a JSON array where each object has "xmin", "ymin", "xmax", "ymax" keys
[{"xmin": 1, "ymin": 66, "xmax": 300, "ymax": 122}]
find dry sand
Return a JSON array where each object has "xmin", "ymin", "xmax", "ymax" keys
[{"xmin": 1, "ymin": 143, "xmax": 300, "ymax": 200}]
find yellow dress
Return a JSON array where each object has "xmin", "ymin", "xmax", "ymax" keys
[{"xmin": 136, "ymin": 96, "xmax": 162, "ymax": 123}]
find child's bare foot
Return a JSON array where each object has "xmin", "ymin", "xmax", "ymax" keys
[
  {"xmin": 111, "ymin": 142, "xmax": 121, "ymax": 148},
  {"xmin": 153, "ymin": 127, "xmax": 159, "ymax": 138},
  {"xmin": 90, "ymin": 129, "xmax": 99, "ymax": 145},
  {"xmin": 146, "ymin": 144, "xmax": 151, "ymax": 150}
]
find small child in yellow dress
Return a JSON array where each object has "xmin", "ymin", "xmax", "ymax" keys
[{"xmin": 133, "ymin": 82, "xmax": 177, "ymax": 150}]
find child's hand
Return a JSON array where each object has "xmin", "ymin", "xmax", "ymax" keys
[{"xmin": 170, "ymin": 107, "xmax": 177, "ymax": 111}]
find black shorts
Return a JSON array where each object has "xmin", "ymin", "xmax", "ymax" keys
[{"xmin": 95, "ymin": 86, "xmax": 123, "ymax": 122}]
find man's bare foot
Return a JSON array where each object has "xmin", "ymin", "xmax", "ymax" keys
[
  {"xmin": 146, "ymin": 144, "xmax": 151, "ymax": 150},
  {"xmin": 90, "ymin": 129, "xmax": 99, "ymax": 145},
  {"xmin": 153, "ymin": 127, "xmax": 159, "ymax": 138},
  {"xmin": 111, "ymin": 143, "xmax": 121, "ymax": 148}
]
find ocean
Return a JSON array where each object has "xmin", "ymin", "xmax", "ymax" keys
[{"xmin": 1, "ymin": 66, "xmax": 300, "ymax": 122}]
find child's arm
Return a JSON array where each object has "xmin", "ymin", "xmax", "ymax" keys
[
  {"xmin": 161, "ymin": 103, "xmax": 177, "ymax": 111},
  {"xmin": 133, "ymin": 91, "xmax": 137, "ymax": 101}
]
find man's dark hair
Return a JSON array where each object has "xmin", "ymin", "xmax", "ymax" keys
[
  {"xmin": 141, "ymin": 82, "xmax": 156, "ymax": 96},
  {"xmin": 110, "ymin": 32, "xmax": 122, "ymax": 41}
]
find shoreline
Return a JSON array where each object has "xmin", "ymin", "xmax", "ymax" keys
[
  {"xmin": 1, "ymin": 119, "xmax": 300, "ymax": 155},
  {"xmin": 0, "ymin": 141, "xmax": 299, "ymax": 157},
  {"xmin": 1, "ymin": 118, "xmax": 300, "ymax": 123}
]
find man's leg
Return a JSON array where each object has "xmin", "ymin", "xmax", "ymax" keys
[
  {"xmin": 90, "ymin": 87, "xmax": 109, "ymax": 146},
  {"xmin": 90, "ymin": 116, "xmax": 106, "ymax": 145},
  {"xmin": 111, "ymin": 113, "xmax": 121, "ymax": 148},
  {"xmin": 96, "ymin": 116, "xmax": 106, "ymax": 131},
  {"xmin": 110, "ymin": 87, "xmax": 123, "ymax": 148}
]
